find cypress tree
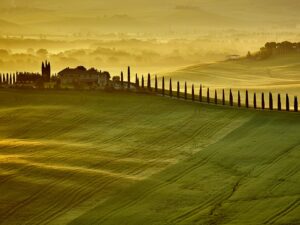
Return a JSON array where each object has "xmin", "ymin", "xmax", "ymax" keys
[
  {"xmin": 238, "ymin": 91, "xmax": 241, "ymax": 107},
  {"xmin": 222, "ymin": 89, "xmax": 225, "ymax": 105},
  {"xmin": 246, "ymin": 90, "xmax": 249, "ymax": 108},
  {"xmin": 192, "ymin": 84, "xmax": 195, "ymax": 101},
  {"xmin": 121, "ymin": 71, "xmax": 124, "ymax": 88},
  {"xmin": 214, "ymin": 90, "xmax": 217, "ymax": 104},
  {"xmin": 207, "ymin": 88, "xmax": 210, "ymax": 103},
  {"xmin": 269, "ymin": 92, "xmax": 273, "ymax": 110},
  {"xmin": 254, "ymin": 93, "xmax": 257, "ymax": 109},
  {"xmin": 230, "ymin": 89, "xmax": 233, "ymax": 106},
  {"xmin": 286, "ymin": 94, "xmax": 289, "ymax": 111},
  {"xmin": 169, "ymin": 78, "xmax": 172, "ymax": 97},
  {"xmin": 147, "ymin": 73, "xmax": 151, "ymax": 90},
  {"xmin": 127, "ymin": 66, "xmax": 131, "ymax": 89},
  {"xmin": 278, "ymin": 94, "xmax": 281, "ymax": 111},
  {"xmin": 155, "ymin": 75, "xmax": 158, "ymax": 92},
  {"xmin": 177, "ymin": 81, "xmax": 180, "ymax": 98},
  {"xmin": 294, "ymin": 96, "xmax": 298, "ymax": 112},
  {"xmin": 199, "ymin": 85, "xmax": 202, "ymax": 102},
  {"xmin": 135, "ymin": 74, "xmax": 139, "ymax": 88},
  {"xmin": 162, "ymin": 77, "xmax": 165, "ymax": 96},
  {"xmin": 6, "ymin": 73, "xmax": 9, "ymax": 84},
  {"xmin": 184, "ymin": 82, "xmax": 187, "ymax": 100},
  {"xmin": 141, "ymin": 75, "xmax": 144, "ymax": 89},
  {"xmin": 262, "ymin": 93, "xmax": 265, "ymax": 110}
]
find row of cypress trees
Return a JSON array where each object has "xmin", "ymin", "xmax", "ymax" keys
[{"xmin": 120, "ymin": 67, "xmax": 299, "ymax": 112}]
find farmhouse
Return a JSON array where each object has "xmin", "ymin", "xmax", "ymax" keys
[{"xmin": 58, "ymin": 66, "xmax": 110, "ymax": 86}]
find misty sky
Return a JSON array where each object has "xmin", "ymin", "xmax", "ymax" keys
[{"xmin": 0, "ymin": 0, "xmax": 299, "ymax": 35}]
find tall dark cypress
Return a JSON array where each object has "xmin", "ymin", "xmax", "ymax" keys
[
  {"xmin": 207, "ymin": 88, "xmax": 210, "ymax": 103},
  {"xmin": 286, "ymin": 94, "xmax": 289, "ymax": 111},
  {"xmin": 184, "ymin": 82, "xmax": 187, "ymax": 100},
  {"xmin": 192, "ymin": 85, "xmax": 195, "ymax": 101},
  {"xmin": 177, "ymin": 81, "xmax": 180, "ymax": 98},
  {"xmin": 135, "ymin": 74, "xmax": 139, "ymax": 88},
  {"xmin": 294, "ymin": 96, "xmax": 298, "ymax": 112},
  {"xmin": 141, "ymin": 75, "xmax": 144, "ymax": 89},
  {"xmin": 214, "ymin": 90, "xmax": 217, "ymax": 104},
  {"xmin": 238, "ymin": 91, "xmax": 241, "ymax": 107},
  {"xmin": 127, "ymin": 66, "xmax": 131, "ymax": 89},
  {"xmin": 121, "ymin": 71, "xmax": 124, "ymax": 88},
  {"xmin": 254, "ymin": 93, "xmax": 257, "ymax": 109},
  {"xmin": 169, "ymin": 78, "xmax": 172, "ymax": 97},
  {"xmin": 6, "ymin": 73, "xmax": 9, "ymax": 84},
  {"xmin": 278, "ymin": 94, "xmax": 281, "ymax": 111},
  {"xmin": 246, "ymin": 90, "xmax": 249, "ymax": 108},
  {"xmin": 147, "ymin": 73, "xmax": 151, "ymax": 90},
  {"xmin": 269, "ymin": 92, "xmax": 273, "ymax": 110},
  {"xmin": 199, "ymin": 85, "xmax": 202, "ymax": 102},
  {"xmin": 222, "ymin": 89, "xmax": 225, "ymax": 105},
  {"xmin": 230, "ymin": 89, "xmax": 233, "ymax": 106},
  {"xmin": 162, "ymin": 77, "xmax": 165, "ymax": 96},
  {"xmin": 262, "ymin": 93, "xmax": 265, "ymax": 110},
  {"xmin": 155, "ymin": 75, "xmax": 158, "ymax": 92}
]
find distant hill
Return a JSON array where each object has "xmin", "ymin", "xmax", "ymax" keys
[{"xmin": 0, "ymin": 0, "xmax": 299, "ymax": 34}]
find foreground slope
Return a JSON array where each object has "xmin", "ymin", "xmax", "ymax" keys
[{"xmin": 0, "ymin": 89, "xmax": 299, "ymax": 225}]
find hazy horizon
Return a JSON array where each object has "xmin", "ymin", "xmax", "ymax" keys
[{"xmin": 0, "ymin": 0, "xmax": 299, "ymax": 74}]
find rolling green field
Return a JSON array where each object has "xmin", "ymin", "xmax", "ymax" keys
[
  {"xmin": 0, "ymin": 89, "xmax": 299, "ymax": 225},
  {"xmin": 166, "ymin": 54, "xmax": 300, "ymax": 109}
]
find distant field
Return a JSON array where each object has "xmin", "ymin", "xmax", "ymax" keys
[
  {"xmin": 0, "ymin": 89, "xmax": 299, "ymax": 225},
  {"xmin": 166, "ymin": 54, "xmax": 300, "ymax": 109}
]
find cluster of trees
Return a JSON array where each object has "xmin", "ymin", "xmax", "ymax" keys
[{"xmin": 247, "ymin": 41, "xmax": 300, "ymax": 60}]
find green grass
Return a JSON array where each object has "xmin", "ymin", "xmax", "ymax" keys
[{"xmin": 0, "ymin": 89, "xmax": 299, "ymax": 225}]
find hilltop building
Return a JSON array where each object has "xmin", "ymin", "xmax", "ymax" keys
[{"xmin": 58, "ymin": 66, "xmax": 110, "ymax": 86}]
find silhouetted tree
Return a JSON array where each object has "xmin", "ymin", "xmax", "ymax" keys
[
  {"xmin": 222, "ymin": 89, "xmax": 225, "ymax": 105},
  {"xmin": 207, "ymin": 88, "xmax": 210, "ymax": 103},
  {"xmin": 127, "ymin": 66, "xmax": 131, "ymax": 89},
  {"xmin": 214, "ymin": 90, "xmax": 217, "ymax": 104},
  {"xmin": 286, "ymin": 94, "xmax": 290, "ymax": 111},
  {"xmin": 184, "ymin": 82, "xmax": 187, "ymax": 100},
  {"xmin": 147, "ymin": 73, "xmax": 151, "ymax": 90},
  {"xmin": 135, "ymin": 74, "xmax": 139, "ymax": 88},
  {"xmin": 253, "ymin": 93, "xmax": 257, "ymax": 109},
  {"xmin": 6, "ymin": 74, "xmax": 9, "ymax": 84},
  {"xmin": 141, "ymin": 75, "xmax": 144, "ymax": 89},
  {"xmin": 269, "ymin": 92, "xmax": 273, "ymax": 110},
  {"xmin": 294, "ymin": 96, "xmax": 298, "ymax": 112},
  {"xmin": 230, "ymin": 89, "xmax": 233, "ymax": 106},
  {"xmin": 170, "ymin": 78, "xmax": 172, "ymax": 97},
  {"xmin": 177, "ymin": 81, "xmax": 180, "ymax": 98},
  {"xmin": 192, "ymin": 84, "xmax": 195, "ymax": 101},
  {"xmin": 238, "ymin": 91, "xmax": 241, "ymax": 107},
  {"xmin": 199, "ymin": 84, "xmax": 203, "ymax": 102},
  {"xmin": 121, "ymin": 71, "xmax": 124, "ymax": 88},
  {"xmin": 262, "ymin": 93, "xmax": 265, "ymax": 110},
  {"xmin": 162, "ymin": 77, "xmax": 165, "ymax": 96},
  {"xmin": 278, "ymin": 94, "xmax": 281, "ymax": 111},
  {"xmin": 155, "ymin": 75, "xmax": 158, "ymax": 92},
  {"xmin": 246, "ymin": 90, "xmax": 249, "ymax": 108}
]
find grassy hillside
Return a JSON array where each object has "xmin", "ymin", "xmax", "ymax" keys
[
  {"xmin": 167, "ymin": 54, "xmax": 300, "ymax": 109},
  {"xmin": 0, "ymin": 89, "xmax": 299, "ymax": 225}
]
